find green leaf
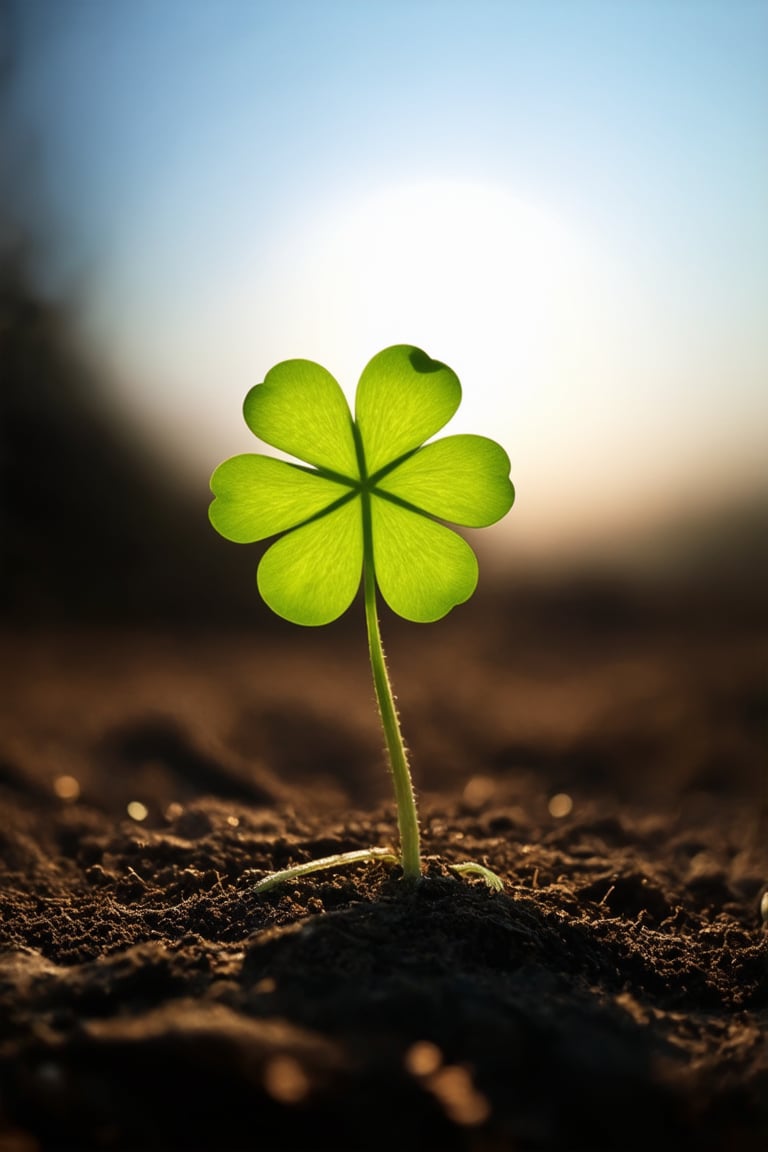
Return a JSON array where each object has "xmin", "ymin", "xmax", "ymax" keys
[
  {"xmin": 209, "ymin": 455, "xmax": 353, "ymax": 543},
  {"xmin": 244, "ymin": 359, "xmax": 358, "ymax": 476},
  {"xmin": 257, "ymin": 498, "xmax": 363, "ymax": 625},
  {"xmin": 370, "ymin": 495, "xmax": 478, "ymax": 622},
  {"xmin": 210, "ymin": 346, "xmax": 514, "ymax": 628},
  {"xmin": 375, "ymin": 434, "xmax": 514, "ymax": 527},
  {"xmin": 355, "ymin": 345, "xmax": 461, "ymax": 476}
]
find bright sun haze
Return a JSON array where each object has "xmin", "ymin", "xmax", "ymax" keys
[{"xmin": 8, "ymin": 0, "xmax": 768, "ymax": 565}]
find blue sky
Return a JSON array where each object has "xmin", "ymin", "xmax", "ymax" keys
[{"xmin": 8, "ymin": 0, "xmax": 768, "ymax": 561}]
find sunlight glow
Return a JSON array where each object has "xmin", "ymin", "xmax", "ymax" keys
[
  {"xmin": 97, "ymin": 177, "xmax": 766, "ymax": 565},
  {"xmin": 11, "ymin": 0, "xmax": 768, "ymax": 567},
  {"xmin": 198, "ymin": 180, "xmax": 611, "ymax": 557},
  {"xmin": 258, "ymin": 181, "xmax": 594, "ymax": 431}
]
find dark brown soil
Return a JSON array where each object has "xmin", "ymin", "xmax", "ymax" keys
[{"xmin": 0, "ymin": 588, "xmax": 766, "ymax": 1151}]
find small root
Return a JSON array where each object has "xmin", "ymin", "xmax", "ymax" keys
[
  {"xmin": 448, "ymin": 861, "xmax": 505, "ymax": 892},
  {"xmin": 251, "ymin": 847, "xmax": 398, "ymax": 894}
]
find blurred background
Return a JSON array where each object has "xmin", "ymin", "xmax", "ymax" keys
[{"xmin": 2, "ymin": 0, "xmax": 766, "ymax": 627}]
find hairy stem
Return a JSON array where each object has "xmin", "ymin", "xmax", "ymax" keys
[{"xmin": 361, "ymin": 504, "xmax": 422, "ymax": 882}]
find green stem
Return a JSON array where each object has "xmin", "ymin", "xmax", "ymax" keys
[{"xmin": 361, "ymin": 505, "xmax": 422, "ymax": 882}]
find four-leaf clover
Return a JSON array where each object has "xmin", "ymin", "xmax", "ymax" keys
[{"xmin": 209, "ymin": 345, "xmax": 514, "ymax": 625}]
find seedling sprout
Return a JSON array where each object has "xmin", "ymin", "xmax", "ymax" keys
[{"xmin": 209, "ymin": 345, "xmax": 514, "ymax": 891}]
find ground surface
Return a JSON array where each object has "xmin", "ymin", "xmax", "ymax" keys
[{"xmin": 0, "ymin": 586, "xmax": 766, "ymax": 1151}]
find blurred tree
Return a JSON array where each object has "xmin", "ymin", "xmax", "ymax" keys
[
  {"xmin": 0, "ymin": 4, "xmax": 278, "ymax": 626},
  {"xmin": 0, "ymin": 248, "xmax": 256, "ymax": 625}
]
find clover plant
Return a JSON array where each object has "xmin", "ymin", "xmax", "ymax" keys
[{"xmin": 209, "ymin": 345, "xmax": 514, "ymax": 891}]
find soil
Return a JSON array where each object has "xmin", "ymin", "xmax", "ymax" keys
[{"xmin": 0, "ymin": 585, "xmax": 766, "ymax": 1152}]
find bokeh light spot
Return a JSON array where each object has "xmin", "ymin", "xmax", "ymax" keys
[
  {"xmin": 548, "ymin": 792, "xmax": 573, "ymax": 818},
  {"xmin": 53, "ymin": 775, "xmax": 80, "ymax": 801},
  {"xmin": 426, "ymin": 1064, "xmax": 491, "ymax": 1127},
  {"xmin": 462, "ymin": 775, "xmax": 496, "ymax": 809},
  {"xmin": 405, "ymin": 1040, "xmax": 443, "ymax": 1077},
  {"xmin": 263, "ymin": 1056, "xmax": 310, "ymax": 1104}
]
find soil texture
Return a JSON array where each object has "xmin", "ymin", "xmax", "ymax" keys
[{"xmin": 0, "ymin": 587, "xmax": 766, "ymax": 1151}]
